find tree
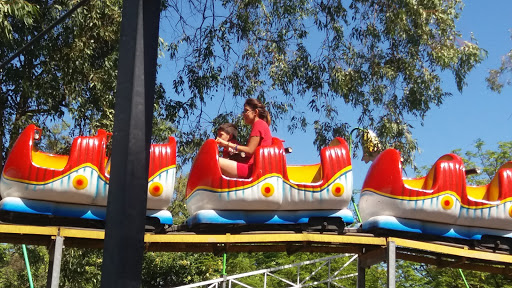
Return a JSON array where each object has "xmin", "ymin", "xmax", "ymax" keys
[
  {"xmin": 162, "ymin": 0, "xmax": 485, "ymax": 166},
  {"xmin": 0, "ymin": 0, "xmax": 123, "ymax": 169},
  {"xmin": 59, "ymin": 248, "xmax": 103, "ymax": 288},
  {"xmin": 420, "ymin": 266, "xmax": 512, "ymax": 288},
  {"xmin": 1, "ymin": 0, "xmax": 486, "ymax": 168},
  {"xmin": 486, "ymin": 31, "xmax": 512, "ymax": 93},
  {"xmin": 0, "ymin": 1, "xmax": 38, "ymax": 40},
  {"xmin": 0, "ymin": 1, "xmax": 182, "ymax": 171},
  {"xmin": 0, "ymin": 244, "xmax": 49, "ymax": 288},
  {"xmin": 452, "ymin": 139, "xmax": 512, "ymax": 185}
]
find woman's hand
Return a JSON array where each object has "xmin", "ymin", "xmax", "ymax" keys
[{"xmin": 216, "ymin": 137, "xmax": 229, "ymax": 147}]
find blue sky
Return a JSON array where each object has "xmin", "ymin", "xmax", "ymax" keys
[{"xmin": 157, "ymin": 1, "xmax": 512, "ymax": 188}]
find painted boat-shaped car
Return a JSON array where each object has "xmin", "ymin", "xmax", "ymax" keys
[
  {"xmin": 185, "ymin": 137, "xmax": 354, "ymax": 227},
  {"xmin": 359, "ymin": 148, "xmax": 512, "ymax": 240},
  {"xmin": 0, "ymin": 124, "xmax": 176, "ymax": 224}
]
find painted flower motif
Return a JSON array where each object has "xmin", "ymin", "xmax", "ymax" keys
[
  {"xmin": 261, "ymin": 183, "xmax": 274, "ymax": 197},
  {"xmin": 331, "ymin": 183, "xmax": 344, "ymax": 197},
  {"xmin": 72, "ymin": 175, "xmax": 88, "ymax": 190},
  {"xmin": 149, "ymin": 182, "xmax": 164, "ymax": 197},
  {"xmin": 440, "ymin": 195, "xmax": 454, "ymax": 210}
]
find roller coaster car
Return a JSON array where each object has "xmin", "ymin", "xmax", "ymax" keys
[
  {"xmin": 185, "ymin": 137, "xmax": 354, "ymax": 231},
  {"xmin": 359, "ymin": 148, "xmax": 512, "ymax": 241},
  {"xmin": 0, "ymin": 124, "xmax": 176, "ymax": 227}
]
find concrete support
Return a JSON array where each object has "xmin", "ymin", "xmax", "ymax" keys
[
  {"xmin": 387, "ymin": 241, "xmax": 396, "ymax": 288},
  {"xmin": 46, "ymin": 235, "xmax": 64, "ymax": 288}
]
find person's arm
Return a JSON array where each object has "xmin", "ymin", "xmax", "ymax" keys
[
  {"xmin": 236, "ymin": 136, "xmax": 260, "ymax": 154},
  {"xmin": 217, "ymin": 136, "xmax": 260, "ymax": 154}
]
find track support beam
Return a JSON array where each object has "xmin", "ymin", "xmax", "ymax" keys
[
  {"xmin": 387, "ymin": 241, "xmax": 396, "ymax": 288},
  {"xmin": 46, "ymin": 235, "xmax": 64, "ymax": 288}
]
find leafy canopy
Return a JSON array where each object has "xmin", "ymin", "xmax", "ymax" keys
[
  {"xmin": 163, "ymin": 0, "xmax": 485, "ymax": 165},
  {"xmin": 486, "ymin": 31, "xmax": 512, "ymax": 93},
  {"xmin": 1, "ymin": 0, "xmax": 486, "ymax": 168},
  {"xmin": 453, "ymin": 139, "xmax": 512, "ymax": 186}
]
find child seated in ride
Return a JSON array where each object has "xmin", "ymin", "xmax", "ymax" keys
[
  {"xmin": 216, "ymin": 123, "xmax": 239, "ymax": 159},
  {"xmin": 216, "ymin": 98, "xmax": 272, "ymax": 178}
]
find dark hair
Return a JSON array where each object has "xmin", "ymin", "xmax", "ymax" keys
[
  {"xmin": 244, "ymin": 98, "xmax": 271, "ymax": 125},
  {"xmin": 218, "ymin": 123, "xmax": 238, "ymax": 140}
]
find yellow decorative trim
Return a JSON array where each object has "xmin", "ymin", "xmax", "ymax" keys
[
  {"xmin": 3, "ymin": 163, "xmax": 106, "ymax": 185},
  {"xmin": 148, "ymin": 165, "xmax": 177, "ymax": 182},
  {"xmin": 363, "ymin": 188, "xmax": 512, "ymax": 209},
  {"xmin": 363, "ymin": 188, "xmax": 461, "ymax": 201},
  {"xmin": 2, "ymin": 164, "xmax": 176, "ymax": 186}
]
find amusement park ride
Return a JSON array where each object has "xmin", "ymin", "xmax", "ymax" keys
[
  {"xmin": 2, "ymin": 0, "xmax": 510, "ymax": 287},
  {"xmin": 1, "ymin": 124, "xmax": 512, "ymax": 287},
  {"xmin": 2, "ymin": 124, "xmax": 512, "ymax": 243}
]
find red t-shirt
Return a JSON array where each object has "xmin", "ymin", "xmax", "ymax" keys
[{"xmin": 246, "ymin": 119, "xmax": 272, "ymax": 165}]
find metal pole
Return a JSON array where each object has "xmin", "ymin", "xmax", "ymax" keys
[
  {"xmin": 222, "ymin": 253, "xmax": 227, "ymax": 275},
  {"xmin": 459, "ymin": 269, "xmax": 470, "ymax": 288},
  {"xmin": 328, "ymin": 260, "xmax": 331, "ymax": 288},
  {"xmin": 100, "ymin": 0, "xmax": 161, "ymax": 287},
  {"xmin": 297, "ymin": 265, "xmax": 300, "ymax": 285},
  {"xmin": 351, "ymin": 195, "xmax": 362, "ymax": 223},
  {"xmin": 22, "ymin": 244, "xmax": 34, "ymax": 288},
  {"xmin": 222, "ymin": 253, "xmax": 227, "ymax": 288},
  {"xmin": 357, "ymin": 256, "xmax": 365, "ymax": 288},
  {"xmin": 387, "ymin": 241, "xmax": 396, "ymax": 288}
]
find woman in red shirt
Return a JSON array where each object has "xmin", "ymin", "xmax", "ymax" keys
[{"xmin": 216, "ymin": 98, "xmax": 272, "ymax": 178}]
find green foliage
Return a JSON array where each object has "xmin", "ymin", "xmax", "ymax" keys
[
  {"xmin": 141, "ymin": 252, "xmax": 221, "ymax": 287},
  {"xmin": 419, "ymin": 266, "xmax": 512, "ymax": 288},
  {"xmin": 223, "ymin": 252, "xmax": 359, "ymax": 287},
  {"xmin": 415, "ymin": 139, "xmax": 512, "ymax": 184},
  {"xmin": 452, "ymin": 139, "xmax": 512, "ymax": 185},
  {"xmin": 170, "ymin": 174, "xmax": 189, "ymax": 224},
  {"xmin": 0, "ymin": 0, "xmax": 38, "ymax": 40},
  {"xmin": 0, "ymin": 0, "xmax": 126, "ymax": 169},
  {"xmin": 38, "ymin": 120, "xmax": 73, "ymax": 155},
  {"xmin": 486, "ymin": 32, "xmax": 512, "ymax": 93},
  {"xmin": 164, "ymin": 0, "xmax": 485, "ymax": 166},
  {"xmin": 60, "ymin": 248, "xmax": 103, "ymax": 288},
  {"xmin": 0, "ymin": 244, "xmax": 48, "ymax": 288},
  {"xmin": 1, "ymin": 0, "xmax": 486, "ymax": 169},
  {"xmin": 0, "ymin": 0, "xmax": 178, "ymax": 168}
]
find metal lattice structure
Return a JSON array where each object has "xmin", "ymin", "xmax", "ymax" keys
[{"xmin": 176, "ymin": 254, "xmax": 358, "ymax": 288}]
